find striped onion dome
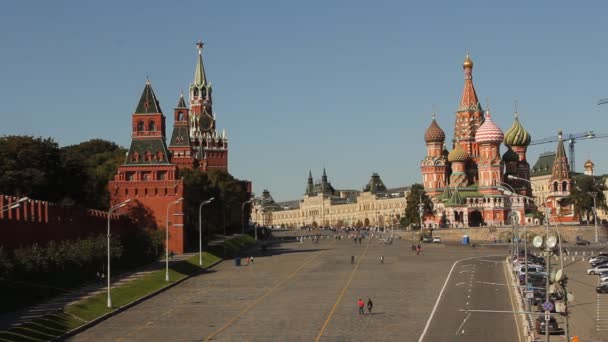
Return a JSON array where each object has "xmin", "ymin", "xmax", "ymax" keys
[
  {"xmin": 475, "ymin": 111, "xmax": 504, "ymax": 144},
  {"xmin": 503, "ymin": 112, "xmax": 531, "ymax": 147},
  {"xmin": 424, "ymin": 116, "xmax": 446, "ymax": 143},
  {"xmin": 448, "ymin": 144, "xmax": 470, "ymax": 162}
]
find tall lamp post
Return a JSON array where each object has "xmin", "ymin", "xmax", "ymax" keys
[
  {"xmin": 107, "ymin": 198, "xmax": 131, "ymax": 308},
  {"xmin": 166, "ymin": 197, "xmax": 184, "ymax": 282},
  {"xmin": 198, "ymin": 197, "xmax": 215, "ymax": 266},
  {"xmin": 590, "ymin": 191, "xmax": 598, "ymax": 243}
]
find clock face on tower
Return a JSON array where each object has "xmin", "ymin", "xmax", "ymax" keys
[{"xmin": 199, "ymin": 113, "xmax": 213, "ymax": 132}]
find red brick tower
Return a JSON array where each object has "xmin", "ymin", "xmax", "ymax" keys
[
  {"xmin": 475, "ymin": 110, "xmax": 504, "ymax": 195},
  {"xmin": 168, "ymin": 93, "xmax": 195, "ymax": 171},
  {"xmin": 546, "ymin": 130, "xmax": 575, "ymax": 222},
  {"xmin": 189, "ymin": 41, "xmax": 228, "ymax": 171},
  {"xmin": 109, "ymin": 80, "xmax": 186, "ymax": 253},
  {"xmin": 454, "ymin": 53, "xmax": 484, "ymax": 184},
  {"xmin": 421, "ymin": 114, "xmax": 448, "ymax": 197}
]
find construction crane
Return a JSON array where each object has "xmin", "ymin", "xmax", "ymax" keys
[{"xmin": 529, "ymin": 131, "xmax": 608, "ymax": 173}]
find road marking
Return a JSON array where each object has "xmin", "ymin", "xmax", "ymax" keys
[
  {"xmin": 455, "ymin": 282, "xmax": 465, "ymax": 286},
  {"xmin": 455, "ymin": 312, "xmax": 471, "ymax": 335},
  {"xmin": 203, "ymin": 241, "xmax": 334, "ymax": 341},
  {"xmin": 418, "ymin": 254, "xmax": 506, "ymax": 342},
  {"xmin": 315, "ymin": 240, "xmax": 371, "ymax": 342},
  {"xmin": 502, "ymin": 257, "xmax": 523, "ymax": 342}
]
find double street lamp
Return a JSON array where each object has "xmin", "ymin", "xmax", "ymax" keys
[
  {"xmin": 107, "ymin": 198, "xmax": 131, "ymax": 308},
  {"xmin": 198, "ymin": 197, "xmax": 215, "ymax": 266},
  {"xmin": 166, "ymin": 197, "xmax": 184, "ymax": 282}
]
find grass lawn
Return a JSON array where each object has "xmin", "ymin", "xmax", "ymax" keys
[{"xmin": 0, "ymin": 235, "xmax": 254, "ymax": 342}]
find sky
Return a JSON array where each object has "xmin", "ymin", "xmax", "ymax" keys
[{"xmin": 1, "ymin": 1, "xmax": 608, "ymax": 202}]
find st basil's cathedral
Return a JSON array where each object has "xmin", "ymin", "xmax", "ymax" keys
[{"xmin": 420, "ymin": 54, "xmax": 535, "ymax": 228}]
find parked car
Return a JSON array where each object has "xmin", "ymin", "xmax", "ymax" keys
[
  {"xmin": 590, "ymin": 256, "xmax": 608, "ymax": 264},
  {"xmin": 588, "ymin": 266, "xmax": 608, "ymax": 275},
  {"xmin": 597, "ymin": 283, "xmax": 608, "ymax": 294},
  {"xmin": 576, "ymin": 239, "xmax": 591, "ymax": 246},
  {"xmin": 422, "ymin": 237, "xmax": 432, "ymax": 243},
  {"xmin": 432, "ymin": 237, "xmax": 442, "ymax": 243},
  {"xmin": 591, "ymin": 260, "xmax": 608, "ymax": 268},
  {"xmin": 535, "ymin": 317, "xmax": 564, "ymax": 335}
]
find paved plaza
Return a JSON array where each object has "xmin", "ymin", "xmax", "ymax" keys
[{"xmin": 70, "ymin": 232, "xmax": 516, "ymax": 342}]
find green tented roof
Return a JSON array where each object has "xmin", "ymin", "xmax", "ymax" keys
[
  {"xmin": 135, "ymin": 82, "xmax": 163, "ymax": 114},
  {"xmin": 125, "ymin": 139, "xmax": 171, "ymax": 165},
  {"xmin": 169, "ymin": 126, "xmax": 190, "ymax": 147}
]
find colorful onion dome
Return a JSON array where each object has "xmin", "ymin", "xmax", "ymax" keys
[
  {"xmin": 463, "ymin": 52, "xmax": 473, "ymax": 69},
  {"xmin": 502, "ymin": 148, "xmax": 519, "ymax": 163},
  {"xmin": 504, "ymin": 112, "xmax": 531, "ymax": 147},
  {"xmin": 448, "ymin": 144, "xmax": 470, "ymax": 162},
  {"xmin": 424, "ymin": 115, "xmax": 446, "ymax": 143},
  {"xmin": 475, "ymin": 111, "xmax": 504, "ymax": 144}
]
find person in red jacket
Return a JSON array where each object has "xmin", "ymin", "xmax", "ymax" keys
[{"xmin": 357, "ymin": 298, "xmax": 365, "ymax": 315}]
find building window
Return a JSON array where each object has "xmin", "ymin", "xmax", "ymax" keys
[
  {"xmin": 126, "ymin": 172, "xmax": 135, "ymax": 181},
  {"xmin": 142, "ymin": 172, "xmax": 150, "ymax": 181},
  {"xmin": 131, "ymin": 152, "xmax": 139, "ymax": 163},
  {"xmin": 158, "ymin": 171, "xmax": 167, "ymax": 180},
  {"xmin": 178, "ymin": 112, "xmax": 184, "ymax": 121},
  {"xmin": 562, "ymin": 181, "xmax": 568, "ymax": 192},
  {"xmin": 553, "ymin": 182, "xmax": 558, "ymax": 192},
  {"xmin": 148, "ymin": 121, "xmax": 156, "ymax": 131},
  {"xmin": 137, "ymin": 121, "xmax": 144, "ymax": 131}
]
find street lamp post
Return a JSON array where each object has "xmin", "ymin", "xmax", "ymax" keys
[
  {"xmin": 106, "ymin": 198, "xmax": 131, "ymax": 308},
  {"xmin": 198, "ymin": 197, "xmax": 215, "ymax": 266},
  {"xmin": 166, "ymin": 197, "xmax": 184, "ymax": 282},
  {"xmin": 591, "ymin": 191, "xmax": 598, "ymax": 243}
]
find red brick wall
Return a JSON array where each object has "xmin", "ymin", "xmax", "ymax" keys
[{"xmin": 0, "ymin": 195, "xmax": 136, "ymax": 250}]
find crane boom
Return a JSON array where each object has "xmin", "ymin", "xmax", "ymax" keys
[{"xmin": 529, "ymin": 131, "xmax": 608, "ymax": 173}]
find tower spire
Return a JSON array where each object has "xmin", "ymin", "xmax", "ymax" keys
[
  {"xmin": 194, "ymin": 40, "xmax": 207, "ymax": 87},
  {"xmin": 459, "ymin": 52, "xmax": 481, "ymax": 112}
]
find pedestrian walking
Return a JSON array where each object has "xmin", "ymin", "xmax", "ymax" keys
[
  {"xmin": 380, "ymin": 256, "xmax": 384, "ymax": 264},
  {"xmin": 250, "ymin": 256, "xmax": 254, "ymax": 264},
  {"xmin": 96, "ymin": 271, "xmax": 101, "ymax": 285},
  {"xmin": 416, "ymin": 244, "xmax": 421, "ymax": 256},
  {"xmin": 351, "ymin": 255, "xmax": 355, "ymax": 264},
  {"xmin": 357, "ymin": 298, "xmax": 365, "ymax": 316},
  {"xmin": 367, "ymin": 298, "xmax": 373, "ymax": 314}
]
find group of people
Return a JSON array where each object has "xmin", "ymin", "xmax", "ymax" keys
[
  {"xmin": 411, "ymin": 243, "xmax": 422, "ymax": 255},
  {"xmin": 357, "ymin": 298, "xmax": 374, "ymax": 316}
]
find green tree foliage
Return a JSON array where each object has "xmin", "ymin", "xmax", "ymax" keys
[
  {"xmin": 0, "ymin": 136, "xmax": 64, "ymax": 201},
  {"xmin": 182, "ymin": 169, "xmax": 250, "ymax": 244},
  {"xmin": 0, "ymin": 136, "xmax": 126, "ymax": 209},
  {"xmin": 401, "ymin": 183, "xmax": 433, "ymax": 228},
  {"xmin": 568, "ymin": 174, "xmax": 608, "ymax": 223},
  {"xmin": 60, "ymin": 139, "xmax": 127, "ymax": 209}
]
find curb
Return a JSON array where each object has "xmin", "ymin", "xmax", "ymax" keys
[{"xmin": 53, "ymin": 258, "xmax": 224, "ymax": 341}]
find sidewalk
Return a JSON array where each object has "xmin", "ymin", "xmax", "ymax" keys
[{"xmin": 0, "ymin": 253, "xmax": 195, "ymax": 331}]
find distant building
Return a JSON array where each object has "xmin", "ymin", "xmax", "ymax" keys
[{"xmin": 251, "ymin": 170, "xmax": 408, "ymax": 228}]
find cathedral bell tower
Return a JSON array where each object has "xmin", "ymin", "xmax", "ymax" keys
[{"xmin": 421, "ymin": 113, "xmax": 448, "ymax": 197}]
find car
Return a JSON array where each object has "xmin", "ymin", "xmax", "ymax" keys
[
  {"xmin": 590, "ymin": 256, "xmax": 608, "ymax": 264},
  {"xmin": 576, "ymin": 239, "xmax": 591, "ymax": 246},
  {"xmin": 422, "ymin": 237, "xmax": 432, "ymax": 243},
  {"xmin": 432, "ymin": 237, "xmax": 442, "ymax": 243},
  {"xmin": 588, "ymin": 266, "xmax": 608, "ymax": 275},
  {"xmin": 597, "ymin": 283, "xmax": 608, "ymax": 294},
  {"xmin": 591, "ymin": 260, "xmax": 608, "ymax": 268},
  {"xmin": 535, "ymin": 317, "xmax": 564, "ymax": 335}
]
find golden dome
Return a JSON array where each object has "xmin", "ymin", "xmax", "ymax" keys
[
  {"xmin": 585, "ymin": 160, "xmax": 595, "ymax": 168},
  {"xmin": 463, "ymin": 52, "xmax": 473, "ymax": 69},
  {"xmin": 448, "ymin": 144, "xmax": 470, "ymax": 162}
]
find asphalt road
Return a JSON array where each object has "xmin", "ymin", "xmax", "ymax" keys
[
  {"xmin": 419, "ymin": 256, "xmax": 519, "ymax": 342},
  {"xmin": 69, "ymin": 232, "xmax": 513, "ymax": 342}
]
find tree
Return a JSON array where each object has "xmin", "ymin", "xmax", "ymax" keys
[
  {"xmin": 402, "ymin": 183, "xmax": 433, "ymax": 228},
  {"xmin": 568, "ymin": 174, "xmax": 608, "ymax": 223},
  {"xmin": 0, "ymin": 136, "xmax": 65, "ymax": 202}
]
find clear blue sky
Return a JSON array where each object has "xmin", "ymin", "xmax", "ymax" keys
[{"xmin": 2, "ymin": 1, "xmax": 608, "ymax": 201}]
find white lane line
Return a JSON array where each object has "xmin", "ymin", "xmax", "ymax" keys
[
  {"xmin": 456, "ymin": 282, "xmax": 465, "ymax": 286},
  {"xmin": 418, "ymin": 254, "xmax": 505, "ymax": 342},
  {"xmin": 454, "ymin": 312, "xmax": 471, "ymax": 335}
]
